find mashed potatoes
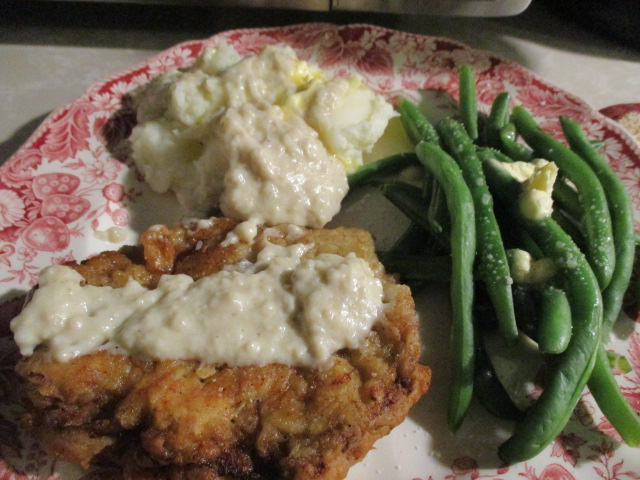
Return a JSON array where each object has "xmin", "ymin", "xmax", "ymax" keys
[{"xmin": 129, "ymin": 44, "xmax": 396, "ymax": 228}]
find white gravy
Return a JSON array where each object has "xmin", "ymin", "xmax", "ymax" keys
[{"xmin": 11, "ymin": 241, "xmax": 384, "ymax": 366}]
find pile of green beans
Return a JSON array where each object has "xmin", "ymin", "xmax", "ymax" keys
[{"xmin": 347, "ymin": 66, "xmax": 640, "ymax": 463}]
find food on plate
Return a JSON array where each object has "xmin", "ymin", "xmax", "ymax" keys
[
  {"xmin": 4, "ymin": 22, "xmax": 640, "ymax": 478},
  {"xmin": 128, "ymin": 43, "xmax": 397, "ymax": 227},
  {"xmin": 600, "ymin": 103, "xmax": 640, "ymax": 145},
  {"xmin": 13, "ymin": 221, "xmax": 385, "ymax": 367},
  {"xmin": 347, "ymin": 65, "xmax": 640, "ymax": 463},
  {"xmin": 496, "ymin": 158, "xmax": 558, "ymax": 221},
  {"xmin": 10, "ymin": 217, "xmax": 431, "ymax": 479}
]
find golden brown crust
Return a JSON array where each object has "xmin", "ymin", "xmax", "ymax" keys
[{"xmin": 15, "ymin": 218, "xmax": 430, "ymax": 479}]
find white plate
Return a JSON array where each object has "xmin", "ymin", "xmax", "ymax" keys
[{"xmin": 1, "ymin": 23, "xmax": 639, "ymax": 480}]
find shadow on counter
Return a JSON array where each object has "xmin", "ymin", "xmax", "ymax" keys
[
  {"xmin": 0, "ymin": 113, "xmax": 50, "ymax": 167},
  {"xmin": 1, "ymin": 0, "xmax": 638, "ymax": 60},
  {"xmin": 538, "ymin": 0, "xmax": 640, "ymax": 52}
]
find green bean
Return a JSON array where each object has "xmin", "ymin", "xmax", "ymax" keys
[
  {"xmin": 421, "ymin": 162, "xmax": 433, "ymax": 196},
  {"xmin": 438, "ymin": 117, "xmax": 518, "ymax": 342},
  {"xmin": 588, "ymin": 347, "xmax": 640, "ymax": 447},
  {"xmin": 590, "ymin": 139, "xmax": 606, "ymax": 152},
  {"xmin": 503, "ymin": 218, "xmax": 601, "ymax": 463},
  {"xmin": 536, "ymin": 284, "xmax": 572, "ymax": 355},
  {"xmin": 476, "ymin": 146, "xmax": 516, "ymax": 165},
  {"xmin": 347, "ymin": 152, "xmax": 419, "ymax": 188},
  {"xmin": 511, "ymin": 106, "xmax": 615, "ymax": 290},
  {"xmin": 551, "ymin": 208, "xmax": 586, "ymax": 253},
  {"xmin": 477, "ymin": 111, "xmax": 489, "ymax": 143},
  {"xmin": 474, "ymin": 283, "xmax": 499, "ymax": 331},
  {"xmin": 560, "ymin": 116, "xmax": 635, "ymax": 334},
  {"xmin": 500, "ymin": 123, "xmax": 534, "ymax": 162},
  {"xmin": 458, "ymin": 65, "xmax": 479, "ymax": 141},
  {"xmin": 427, "ymin": 179, "xmax": 450, "ymax": 236},
  {"xmin": 481, "ymin": 141, "xmax": 581, "ymax": 233},
  {"xmin": 422, "ymin": 172, "xmax": 450, "ymax": 236},
  {"xmin": 376, "ymin": 181, "xmax": 427, "ymax": 226},
  {"xmin": 478, "ymin": 145, "xmax": 585, "ymax": 253},
  {"xmin": 480, "ymin": 157, "xmax": 525, "ymax": 203},
  {"xmin": 375, "ymin": 180, "xmax": 430, "ymax": 233},
  {"xmin": 552, "ymin": 176, "xmax": 582, "ymax": 221},
  {"xmin": 633, "ymin": 237, "xmax": 640, "ymax": 316},
  {"xmin": 512, "ymin": 283, "xmax": 538, "ymax": 340},
  {"xmin": 483, "ymin": 91, "xmax": 511, "ymax": 149},
  {"xmin": 474, "ymin": 332, "xmax": 525, "ymax": 421},
  {"xmin": 388, "ymin": 222, "xmax": 430, "ymax": 256},
  {"xmin": 558, "ymin": 118, "xmax": 640, "ymax": 446},
  {"xmin": 481, "ymin": 144, "xmax": 582, "ymax": 228},
  {"xmin": 484, "ymin": 157, "xmax": 602, "ymax": 463},
  {"xmin": 606, "ymin": 350, "xmax": 632, "ymax": 374},
  {"xmin": 479, "ymin": 145, "xmax": 584, "ymax": 247},
  {"xmin": 381, "ymin": 223, "xmax": 434, "ymax": 293},
  {"xmin": 416, "ymin": 140, "xmax": 476, "ymax": 431},
  {"xmin": 376, "ymin": 180, "xmax": 423, "ymax": 199},
  {"xmin": 511, "ymin": 228, "xmax": 545, "ymax": 260},
  {"xmin": 475, "ymin": 150, "xmax": 543, "ymax": 256},
  {"xmin": 397, "ymin": 97, "xmax": 449, "ymax": 236},
  {"xmin": 376, "ymin": 180, "xmax": 447, "ymax": 246},
  {"xmin": 397, "ymin": 97, "xmax": 440, "ymax": 145},
  {"xmin": 512, "ymin": 283, "xmax": 571, "ymax": 355},
  {"xmin": 378, "ymin": 252, "xmax": 452, "ymax": 282}
]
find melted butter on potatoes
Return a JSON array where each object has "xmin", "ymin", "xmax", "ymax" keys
[{"xmin": 129, "ymin": 44, "xmax": 396, "ymax": 227}]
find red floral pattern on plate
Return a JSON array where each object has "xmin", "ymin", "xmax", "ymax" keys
[
  {"xmin": 601, "ymin": 103, "xmax": 640, "ymax": 122},
  {"xmin": 0, "ymin": 23, "xmax": 639, "ymax": 480}
]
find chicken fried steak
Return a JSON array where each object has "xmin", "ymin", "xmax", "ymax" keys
[{"xmin": 13, "ymin": 218, "xmax": 431, "ymax": 480}]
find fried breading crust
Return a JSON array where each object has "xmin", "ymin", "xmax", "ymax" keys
[{"xmin": 15, "ymin": 218, "xmax": 431, "ymax": 480}]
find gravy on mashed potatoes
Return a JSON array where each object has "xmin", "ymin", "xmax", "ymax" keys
[{"xmin": 129, "ymin": 44, "xmax": 396, "ymax": 228}]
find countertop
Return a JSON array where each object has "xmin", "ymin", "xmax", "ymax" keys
[{"xmin": 1, "ymin": 0, "xmax": 640, "ymax": 165}]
